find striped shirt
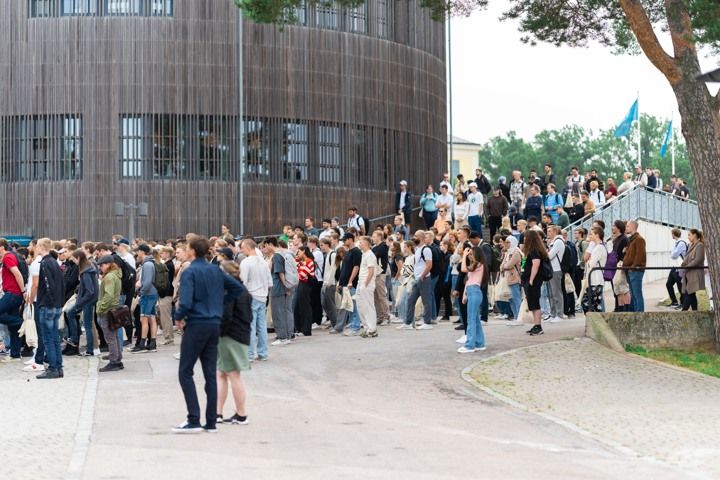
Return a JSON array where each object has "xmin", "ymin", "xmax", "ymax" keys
[{"xmin": 297, "ymin": 258, "xmax": 315, "ymax": 283}]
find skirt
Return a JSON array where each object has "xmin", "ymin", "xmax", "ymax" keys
[{"xmin": 217, "ymin": 336, "xmax": 251, "ymax": 373}]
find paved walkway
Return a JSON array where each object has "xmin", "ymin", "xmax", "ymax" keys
[{"xmin": 468, "ymin": 338, "xmax": 720, "ymax": 479}]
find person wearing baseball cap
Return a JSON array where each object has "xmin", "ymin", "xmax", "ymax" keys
[
  {"xmin": 395, "ymin": 180, "xmax": 412, "ymax": 233},
  {"xmin": 130, "ymin": 243, "xmax": 159, "ymax": 354}
]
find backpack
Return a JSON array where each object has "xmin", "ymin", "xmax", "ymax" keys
[
  {"xmin": 490, "ymin": 245, "xmax": 502, "ymax": 274},
  {"xmin": 604, "ymin": 248, "xmax": 618, "ymax": 282},
  {"xmin": 281, "ymin": 251, "xmax": 299, "ymax": 289},
  {"xmin": 540, "ymin": 257, "xmax": 554, "ymax": 281},
  {"xmin": 561, "ymin": 241, "xmax": 577, "ymax": 274},
  {"xmin": 424, "ymin": 244, "xmax": 443, "ymax": 278},
  {"xmin": 359, "ymin": 216, "xmax": 370, "ymax": 235},
  {"xmin": 116, "ymin": 256, "xmax": 136, "ymax": 296},
  {"xmin": 8, "ymin": 251, "xmax": 29, "ymax": 286},
  {"xmin": 153, "ymin": 260, "xmax": 170, "ymax": 294}
]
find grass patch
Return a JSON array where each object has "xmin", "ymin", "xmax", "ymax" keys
[
  {"xmin": 658, "ymin": 291, "xmax": 712, "ymax": 311},
  {"xmin": 625, "ymin": 344, "xmax": 720, "ymax": 378}
]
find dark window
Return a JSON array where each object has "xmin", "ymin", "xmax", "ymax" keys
[
  {"xmin": 106, "ymin": 0, "xmax": 140, "ymax": 16},
  {"xmin": 0, "ymin": 114, "xmax": 82, "ymax": 182},
  {"xmin": 318, "ymin": 124, "xmax": 341, "ymax": 183},
  {"xmin": 291, "ymin": 0, "xmax": 307, "ymax": 25},
  {"xmin": 316, "ymin": 3, "xmax": 338, "ymax": 30},
  {"xmin": 30, "ymin": 0, "xmax": 53, "ymax": 17},
  {"xmin": 283, "ymin": 122, "xmax": 308, "ymax": 182},
  {"xmin": 246, "ymin": 119, "xmax": 269, "ymax": 179},
  {"xmin": 348, "ymin": 4, "xmax": 367, "ymax": 34},
  {"xmin": 375, "ymin": 0, "xmax": 389, "ymax": 38},
  {"xmin": 62, "ymin": 0, "xmax": 97, "ymax": 15},
  {"xmin": 29, "ymin": 0, "xmax": 173, "ymax": 17},
  {"xmin": 120, "ymin": 114, "xmax": 238, "ymax": 181}
]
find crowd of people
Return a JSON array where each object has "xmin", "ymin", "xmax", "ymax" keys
[{"xmin": 0, "ymin": 162, "xmax": 706, "ymax": 433}]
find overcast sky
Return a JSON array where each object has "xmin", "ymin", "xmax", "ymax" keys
[{"xmin": 448, "ymin": 2, "xmax": 719, "ymax": 144}]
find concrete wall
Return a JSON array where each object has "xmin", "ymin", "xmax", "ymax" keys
[{"xmin": 586, "ymin": 312, "xmax": 715, "ymax": 352}]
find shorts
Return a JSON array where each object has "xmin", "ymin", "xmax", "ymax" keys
[
  {"xmin": 523, "ymin": 281, "xmax": 542, "ymax": 311},
  {"xmin": 217, "ymin": 336, "xmax": 251, "ymax": 373},
  {"xmin": 139, "ymin": 294, "xmax": 158, "ymax": 317}
]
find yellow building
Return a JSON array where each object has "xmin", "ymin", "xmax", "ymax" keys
[{"xmin": 448, "ymin": 136, "xmax": 481, "ymax": 182}]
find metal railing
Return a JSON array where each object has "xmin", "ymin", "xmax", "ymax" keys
[
  {"xmin": 564, "ymin": 185, "xmax": 701, "ymax": 234},
  {"xmin": 585, "ymin": 265, "xmax": 711, "ymax": 312}
]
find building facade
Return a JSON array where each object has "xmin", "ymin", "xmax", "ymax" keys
[
  {"xmin": 0, "ymin": 0, "xmax": 446, "ymax": 240},
  {"xmin": 448, "ymin": 135, "xmax": 481, "ymax": 182}
]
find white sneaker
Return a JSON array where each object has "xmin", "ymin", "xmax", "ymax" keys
[
  {"xmin": 505, "ymin": 319, "xmax": 523, "ymax": 326},
  {"xmin": 416, "ymin": 324, "xmax": 433, "ymax": 330},
  {"xmin": 500, "ymin": 314, "xmax": 509, "ymax": 320},
  {"xmin": 455, "ymin": 335, "xmax": 467, "ymax": 344},
  {"xmin": 542, "ymin": 313, "xmax": 551, "ymax": 321},
  {"xmin": 171, "ymin": 421, "xmax": 203, "ymax": 434},
  {"xmin": 476, "ymin": 346, "xmax": 487, "ymax": 351},
  {"xmin": 311, "ymin": 324, "xmax": 320, "ymax": 330},
  {"xmin": 23, "ymin": 358, "xmax": 35, "ymax": 365},
  {"xmin": 390, "ymin": 316, "xmax": 404, "ymax": 324},
  {"xmin": 548, "ymin": 317, "xmax": 562, "ymax": 323},
  {"xmin": 457, "ymin": 346, "xmax": 476, "ymax": 354},
  {"xmin": 492, "ymin": 313, "xmax": 503, "ymax": 319},
  {"xmin": 396, "ymin": 324, "xmax": 414, "ymax": 330},
  {"xmin": 94, "ymin": 349, "xmax": 101, "ymax": 356},
  {"xmin": 23, "ymin": 363, "xmax": 45, "ymax": 372},
  {"xmin": 173, "ymin": 352, "xmax": 181, "ymax": 360},
  {"xmin": 271, "ymin": 339, "xmax": 286, "ymax": 346}
]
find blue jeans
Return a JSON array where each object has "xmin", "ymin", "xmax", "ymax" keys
[
  {"xmin": 38, "ymin": 307, "xmax": 63, "ymax": 371},
  {"xmin": 627, "ymin": 271, "xmax": 645, "ymax": 312},
  {"xmin": 139, "ymin": 294, "xmax": 159, "ymax": 317},
  {"xmin": 404, "ymin": 277, "xmax": 433, "ymax": 325},
  {"xmin": 249, "ymin": 298, "xmax": 268, "ymax": 360},
  {"xmin": 465, "ymin": 285, "xmax": 486, "ymax": 349},
  {"xmin": 509, "ymin": 283, "xmax": 522, "ymax": 320},
  {"xmin": 68, "ymin": 302, "xmax": 96, "ymax": 354},
  {"xmin": 0, "ymin": 293, "xmax": 24, "ymax": 357},
  {"xmin": 468, "ymin": 215, "xmax": 483, "ymax": 238},
  {"xmin": 496, "ymin": 300, "xmax": 512, "ymax": 316},
  {"xmin": 178, "ymin": 323, "xmax": 219, "ymax": 428},
  {"xmin": 348, "ymin": 286, "xmax": 361, "ymax": 331},
  {"xmin": 540, "ymin": 282, "xmax": 551, "ymax": 314},
  {"xmin": 430, "ymin": 275, "xmax": 439, "ymax": 319}
]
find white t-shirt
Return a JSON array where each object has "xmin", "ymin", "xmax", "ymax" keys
[
  {"xmin": 548, "ymin": 237, "xmax": 565, "ymax": 272},
  {"xmin": 240, "ymin": 255, "xmax": 272, "ymax": 303},
  {"xmin": 453, "ymin": 202, "xmax": 469, "ymax": 221},
  {"xmin": 358, "ymin": 250, "xmax": 377, "ymax": 286},
  {"xmin": 439, "ymin": 180, "xmax": 454, "ymax": 194},
  {"xmin": 414, "ymin": 245, "xmax": 433, "ymax": 281},
  {"xmin": 467, "ymin": 192, "xmax": 484, "ymax": 217},
  {"xmin": 312, "ymin": 248, "xmax": 324, "ymax": 282},
  {"xmin": 436, "ymin": 193, "xmax": 454, "ymax": 210},
  {"xmin": 28, "ymin": 256, "xmax": 41, "ymax": 303}
]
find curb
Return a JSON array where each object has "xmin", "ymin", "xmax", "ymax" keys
[{"xmin": 65, "ymin": 356, "xmax": 99, "ymax": 480}]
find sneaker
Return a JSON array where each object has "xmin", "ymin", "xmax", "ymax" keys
[
  {"xmin": 0, "ymin": 356, "xmax": 21, "ymax": 363},
  {"xmin": 225, "ymin": 413, "xmax": 249, "ymax": 425},
  {"xmin": 99, "ymin": 362, "xmax": 124, "ymax": 372},
  {"xmin": 343, "ymin": 329, "xmax": 362, "ymax": 336},
  {"xmin": 499, "ymin": 314, "xmax": 509, "ymax": 320},
  {"xmin": 390, "ymin": 316, "xmax": 403, "ymax": 324},
  {"xmin": 130, "ymin": 341, "xmax": 147, "ymax": 354},
  {"xmin": 217, "ymin": 415, "xmax": 224, "ymax": 424},
  {"xmin": 23, "ymin": 358, "xmax": 35, "ymax": 365},
  {"xmin": 311, "ymin": 323, "xmax": 320, "ymax": 330},
  {"xmin": 454, "ymin": 324, "xmax": 464, "ymax": 331},
  {"xmin": 271, "ymin": 339, "xmax": 286, "ymax": 346},
  {"xmin": 367, "ymin": 330, "xmax": 378, "ymax": 338},
  {"xmin": 93, "ymin": 349, "xmax": 101, "ymax": 356},
  {"xmin": 36, "ymin": 369, "xmax": 61, "ymax": 379},
  {"xmin": 548, "ymin": 317, "xmax": 562, "ymax": 323},
  {"xmin": 23, "ymin": 362, "xmax": 45, "ymax": 372},
  {"xmin": 396, "ymin": 324, "xmax": 414, "ymax": 330},
  {"xmin": 257, "ymin": 356, "xmax": 268, "ymax": 361},
  {"xmin": 528, "ymin": 325, "xmax": 544, "ymax": 336},
  {"xmin": 173, "ymin": 352, "xmax": 181, "ymax": 360},
  {"xmin": 476, "ymin": 346, "xmax": 487, "ymax": 351},
  {"xmin": 526, "ymin": 325, "xmax": 539, "ymax": 334},
  {"xmin": 668, "ymin": 302, "xmax": 680, "ymax": 308},
  {"xmin": 455, "ymin": 335, "xmax": 467, "ymax": 344},
  {"xmin": 161, "ymin": 339, "xmax": 175, "ymax": 346},
  {"xmin": 541, "ymin": 313, "xmax": 551, "ymax": 321},
  {"xmin": 328, "ymin": 329, "xmax": 341, "ymax": 334},
  {"xmin": 416, "ymin": 324, "xmax": 433, "ymax": 330},
  {"xmin": 202, "ymin": 425, "xmax": 218, "ymax": 433},
  {"xmin": 506, "ymin": 319, "xmax": 523, "ymax": 326},
  {"xmin": 171, "ymin": 421, "xmax": 203, "ymax": 434},
  {"xmin": 457, "ymin": 346, "xmax": 476, "ymax": 354},
  {"xmin": 146, "ymin": 340, "xmax": 158, "ymax": 352}
]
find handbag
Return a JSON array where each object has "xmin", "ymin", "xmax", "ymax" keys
[
  {"xmin": 603, "ymin": 250, "xmax": 618, "ymax": 282},
  {"xmin": 564, "ymin": 273, "xmax": 575, "ymax": 294},
  {"xmin": 494, "ymin": 276, "xmax": 511, "ymax": 302},
  {"xmin": 19, "ymin": 304, "xmax": 38, "ymax": 348},
  {"xmin": 107, "ymin": 305, "xmax": 132, "ymax": 331}
]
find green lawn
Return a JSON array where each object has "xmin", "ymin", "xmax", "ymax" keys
[
  {"xmin": 626, "ymin": 345, "xmax": 720, "ymax": 378},
  {"xmin": 658, "ymin": 290, "xmax": 712, "ymax": 311}
]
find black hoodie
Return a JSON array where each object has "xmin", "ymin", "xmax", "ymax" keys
[
  {"xmin": 75, "ymin": 264, "xmax": 99, "ymax": 309},
  {"xmin": 37, "ymin": 255, "xmax": 65, "ymax": 309}
]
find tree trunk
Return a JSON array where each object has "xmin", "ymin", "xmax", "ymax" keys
[{"xmin": 672, "ymin": 55, "xmax": 720, "ymax": 351}]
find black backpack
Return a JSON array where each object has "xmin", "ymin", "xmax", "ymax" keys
[
  {"xmin": 359, "ymin": 216, "xmax": 370, "ymax": 235},
  {"xmin": 424, "ymin": 244, "xmax": 443, "ymax": 278},
  {"xmin": 540, "ymin": 257, "xmax": 554, "ymax": 281},
  {"xmin": 490, "ymin": 245, "xmax": 502, "ymax": 273},
  {"xmin": 115, "ymin": 256, "xmax": 136, "ymax": 296},
  {"xmin": 561, "ymin": 241, "xmax": 578, "ymax": 274},
  {"xmin": 8, "ymin": 251, "xmax": 29, "ymax": 285}
]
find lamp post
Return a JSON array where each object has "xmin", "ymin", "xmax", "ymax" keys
[
  {"xmin": 114, "ymin": 202, "xmax": 148, "ymax": 243},
  {"xmin": 237, "ymin": 7, "xmax": 245, "ymax": 234}
]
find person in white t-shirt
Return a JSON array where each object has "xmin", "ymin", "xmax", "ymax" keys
[
  {"xmin": 466, "ymin": 183, "xmax": 484, "ymax": 238},
  {"xmin": 22, "ymin": 255, "xmax": 45, "ymax": 372},
  {"xmin": 239, "ymin": 239, "xmax": 272, "ymax": 361},
  {"xmin": 436, "ymin": 184, "xmax": 454, "ymax": 213},
  {"xmin": 356, "ymin": 236, "xmax": 378, "ymax": 337}
]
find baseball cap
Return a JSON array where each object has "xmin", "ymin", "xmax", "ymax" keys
[
  {"xmin": 96, "ymin": 255, "xmax": 115, "ymax": 266},
  {"xmin": 399, "ymin": 180, "xmax": 408, "ymax": 186},
  {"xmin": 217, "ymin": 247, "xmax": 234, "ymax": 259},
  {"xmin": 468, "ymin": 182, "xmax": 477, "ymax": 188},
  {"xmin": 342, "ymin": 233, "xmax": 355, "ymax": 241}
]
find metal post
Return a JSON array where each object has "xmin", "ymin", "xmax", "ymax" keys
[
  {"xmin": 237, "ymin": 7, "xmax": 245, "ymax": 234},
  {"xmin": 447, "ymin": 12, "xmax": 453, "ymax": 176},
  {"xmin": 128, "ymin": 205, "xmax": 135, "ymax": 243}
]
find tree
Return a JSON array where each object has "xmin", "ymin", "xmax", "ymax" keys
[{"xmin": 236, "ymin": 0, "xmax": 720, "ymax": 348}]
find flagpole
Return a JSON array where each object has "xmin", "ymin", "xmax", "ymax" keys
[
  {"xmin": 636, "ymin": 92, "xmax": 641, "ymax": 166},
  {"xmin": 671, "ymin": 112, "xmax": 676, "ymax": 176}
]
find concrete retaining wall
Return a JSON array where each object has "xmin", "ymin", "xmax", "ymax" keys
[{"xmin": 586, "ymin": 312, "xmax": 716, "ymax": 352}]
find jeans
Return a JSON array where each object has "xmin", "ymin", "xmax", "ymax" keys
[
  {"xmin": 481, "ymin": 284, "xmax": 489, "ymax": 321},
  {"xmin": 464, "ymin": 285, "xmax": 486, "ymax": 349},
  {"xmin": 38, "ymin": 307, "xmax": 63, "ymax": 371},
  {"xmin": 321, "ymin": 285, "xmax": 338, "ymax": 327},
  {"xmin": 627, "ymin": 271, "xmax": 645, "ymax": 312},
  {"xmin": 249, "ymin": 298, "xmax": 268, "ymax": 360},
  {"xmin": 396, "ymin": 282, "xmax": 413, "ymax": 322},
  {"xmin": 348, "ymin": 286, "xmax": 361, "ymax": 331},
  {"xmin": 0, "ymin": 292, "xmax": 23, "ymax": 357},
  {"xmin": 540, "ymin": 282, "xmax": 551, "ymax": 315},
  {"xmin": 509, "ymin": 283, "xmax": 522, "ymax": 320},
  {"xmin": 404, "ymin": 277, "xmax": 433, "ymax": 325},
  {"xmin": 68, "ymin": 302, "xmax": 97, "ymax": 354},
  {"xmin": 430, "ymin": 275, "xmax": 439, "ymax": 319},
  {"xmin": 468, "ymin": 215, "xmax": 483, "ymax": 238},
  {"xmin": 178, "ymin": 323, "xmax": 219, "ymax": 428},
  {"xmin": 271, "ymin": 294, "xmax": 291, "ymax": 341}
]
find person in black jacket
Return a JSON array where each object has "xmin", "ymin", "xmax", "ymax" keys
[
  {"xmin": 35, "ymin": 238, "xmax": 66, "ymax": 379},
  {"xmin": 61, "ymin": 247, "xmax": 81, "ymax": 355},
  {"xmin": 68, "ymin": 250, "xmax": 99, "ymax": 356},
  {"xmin": 395, "ymin": 180, "xmax": 412, "ymax": 232},
  {"xmin": 434, "ymin": 241, "xmax": 454, "ymax": 320},
  {"xmin": 216, "ymin": 260, "xmax": 253, "ymax": 425}
]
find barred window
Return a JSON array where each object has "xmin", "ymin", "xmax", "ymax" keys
[
  {"xmin": 283, "ymin": 123, "xmax": 308, "ymax": 182},
  {"xmin": 291, "ymin": 0, "xmax": 307, "ymax": 25},
  {"xmin": 348, "ymin": 4, "xmax": 367, "ymax": 34},
  {"xmin": 120, "ymin": 114, "xmax": 238, "ymax": 181},
  {"xmin": 106, "ymin": 0, "xmax": 140, "ymax": 15},
  {"xmin": 29, "ymin": 0, "xmax": 172, "ymax": 17},
  {"xmin": 0, "ymin": 114, "xmax": 81, "ymax": 182},
  {"xmin": 318, "ymin": 124, "xmax": 340, "ymax": 183},
  {"xmin": 316, "ymin": 3, "xmax": 338, "ymax": 30},
  {"xmin": 62, "ymin": 0, "xmax": 97, "ymax": 15},
  {"xmin": 375, "ymin": 0, "xmax": 389, "ymax": 38}
]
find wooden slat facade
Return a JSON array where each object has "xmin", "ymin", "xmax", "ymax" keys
[{"xmin": 0, "ymin": 0, "xmax": 446, "ymax": 240}]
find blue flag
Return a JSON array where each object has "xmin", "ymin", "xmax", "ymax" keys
[
  {"xmin": 614, "ymin": 99, "xmax": 638, "ymax": 138},
  {"xmin": 660, "ymin": 120, "xmax": 672, "ymax": 157}
]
